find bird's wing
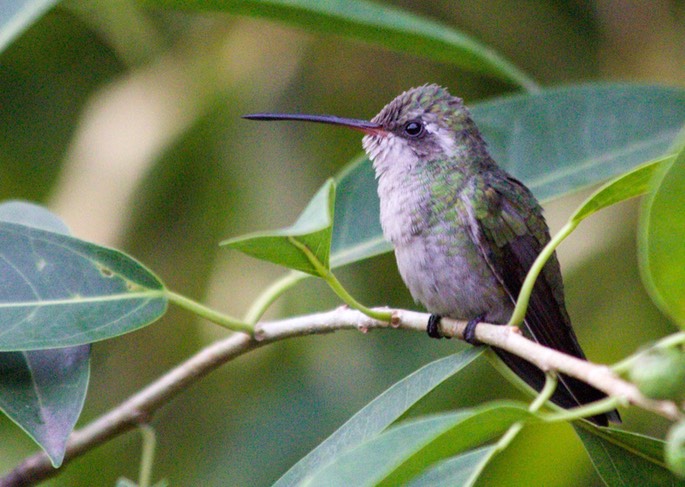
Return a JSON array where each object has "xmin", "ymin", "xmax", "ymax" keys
[
  {"xmin": 465, "ymin": 172, "xmax": 618, "ymax": 425},
  {"xmin": 469, "ymin": 173, "xmax": 578, "ymax": 351}
]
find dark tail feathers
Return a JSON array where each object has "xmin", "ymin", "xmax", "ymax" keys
[{"xmin": 493, "ymin": 347, "xmax": 621, "ymax": 426}]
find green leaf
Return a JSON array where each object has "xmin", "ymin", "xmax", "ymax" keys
[
  {"xmin": 331, "ymin": 83, "xmax": 685, "ymax": 267},
  {"xmin": 600, "ymin": 429, "xmax": 668, "ymax": 465},
  {"xmin": 0, "ymin": 201, "xmax": 90, "ymax": 467},
  {"xmin": 301, "ymin": 403, "xmax": 532, "ymax": 487},
  {"xmin": 508, "ymin": 154, "xmax": 675, "ymax": 326},
  {"xmin": 144, "ymin": 0, "xmax": 535, "ymax": 90},
  {"xmin": 223, "ymin": 178, "xmax": 385, "ymax": 320},
  {"xmin": 0, "ymin": 0, "xmax": 59, "ymax": 54},
  {"xmin": 222, "ymin": 179, "xmax": 335, "ymax": 276},
  {"xmin": 572, "ymin": 156, "xmax": 673, "ymax": 223},
  {"xmin": 331, "ymin": 155, "xmax": 388, "ymax": 268},
  {"xmin": 377, "ymin": 403, "xmax": 531, "ymax": 486},
  {"xmin": 639, "ymin": 144, "xmax": 685, "ymax": 325},
  {"xmin": 575, "ymin": 426, "xmax": 684, "ymax": 486},
  {"xmin": 478, "ymin": 84, "xmax": 685, "ymax": 200},
  {"xmin": 405, "ymin": 446, "xmax": 493, "ymax": 487},
  {"xmin": 0, "ymin": 200, "xmax": 70, "ymax": 233},
  {"xmin": 0, "ymin": 216, "xmax": 167, "ymax": 350},
  {"xmin": 274, "ymin": 348, "xmax": 484, "ymax": 487},
  {"xmin": 0, "ymin": 347, "xmax": 90, "ymax": 467}
]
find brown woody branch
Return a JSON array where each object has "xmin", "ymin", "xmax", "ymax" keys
[{"xmin": 0, "ymin": 307, "xmax": 679, "ymax": 486}]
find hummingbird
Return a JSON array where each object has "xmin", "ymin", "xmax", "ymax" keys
[{"xmin": 244, "ymin": 84, "xmax": 620, "ymax": 426}]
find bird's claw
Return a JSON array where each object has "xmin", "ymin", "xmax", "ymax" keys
[
  {"xmin": 427, "ymin": 314, "xmax": 449, "ymax": 339},
  {"xmin": 463, "ymin": 314, "xmax": 485, "ymax": 345}
]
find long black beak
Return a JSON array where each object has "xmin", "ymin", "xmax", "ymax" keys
[{"xmin": 242, "ymin": 113, "xmax": 384, "ymax": 135}]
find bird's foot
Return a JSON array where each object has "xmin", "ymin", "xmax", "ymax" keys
[
  {"xmin": 426, "ymin": 314, "xmax": 449, "ymax": 339},
  {"xmin": 463, "ymin": 314, "xmax": 485, "ymax": 345}
]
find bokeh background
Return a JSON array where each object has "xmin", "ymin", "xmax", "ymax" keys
[{"xmin": 1, "ymin": 1, "xmax": 684, "ymax": 485}]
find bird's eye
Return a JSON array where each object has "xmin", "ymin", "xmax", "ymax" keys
[{"xmin": 403, "ymin": 120, "xmax": 424, "ymax": 137}]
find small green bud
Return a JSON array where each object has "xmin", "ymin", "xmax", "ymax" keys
[
  {"xmin": 666, "ymin": 420, "xmax": 685, "ymax": 478},
  {"xmin": 629, "ymin": 348, "xmax": 685, "ymax": 401}
]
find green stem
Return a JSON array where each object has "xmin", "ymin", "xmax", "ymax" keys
[
  {"xmin": 465, "ymin": 373, "xmax": 556, "ymax": 486},
  {"xmin": 530, "ymin": 372, "xmax": 559, "ymax": 411},
  {"xmin": 509, "ymin": 221, "xmax": 578, "ymax": 327},
  {"xmin": 322, "ymin": 270, "xmax": 393, "ymax": 322},
  {"xmin": 243, "ymin": 271, "xmax": 309, "ymax": 324},
  {"xmin": 493, "ymin": 373, "xmax": 558, "ymax": 452},
  {"xmin": 166, "ymin": 290, "xmax": 253, "ymax": 334},
  {"xmin": 492, "ymin": 346, "xmax": 621, "ymax": 424},
  {"xmin": 612, "ymin": 331, "xmax": 685, "ymax": 374},
  {"xmin": 543, "ymin": 396, "xmax": 622, "ymax": 424},
  {"xmin": 288, "ymin": 237, "xmax": 392, "ymax": 322},
  {"xmin": 494, "ymin": 422, "xmax": 523, "ymax": 452},
  {"xmin": 655, "ymin": 331, "xmax": 685, "ymax": 350},
  {"xmin": 138, "ymin": 424, "xmax": 156, "ymax": 487}
]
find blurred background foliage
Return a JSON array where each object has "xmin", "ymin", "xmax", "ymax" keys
[{"xmin": 1, "ymin": 1, "xmax": 684, "ymax": 485}]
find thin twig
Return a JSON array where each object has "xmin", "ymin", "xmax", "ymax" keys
[{"xmin": 0, "ymin": 307, "xmax": 679, "ymax": 486}]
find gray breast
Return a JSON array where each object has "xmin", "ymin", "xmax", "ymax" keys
[{"xmin": 393, "ymin": 226, "xmax": 512, "ymax": 323}]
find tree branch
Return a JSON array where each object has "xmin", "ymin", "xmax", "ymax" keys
[{"xmin": 1, "ymin": 307, "xmax": 679, "ymax": 486}]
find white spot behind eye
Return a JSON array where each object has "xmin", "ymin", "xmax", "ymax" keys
[{"xmin": 426, "ymin": 122, "xmax": 456, "ymax": 154}]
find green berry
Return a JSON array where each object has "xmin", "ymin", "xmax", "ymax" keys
[
  {"xmin": 629, "ymin": 348, "xmax": 685, "ymax": 401},
  {"xmin": 666, "ymin": 421, "xmax": 685, "ymax": 478}
]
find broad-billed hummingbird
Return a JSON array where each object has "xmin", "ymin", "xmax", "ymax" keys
[{"xmin": 244, "ymin": 84, "xmax": 620, "ymax": 426}]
